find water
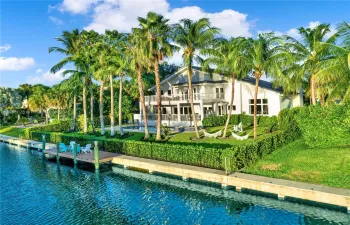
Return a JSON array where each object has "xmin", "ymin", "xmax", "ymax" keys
[{"xmin": 1, "ymin": 142, "xmax": 349, "ymax": 225}]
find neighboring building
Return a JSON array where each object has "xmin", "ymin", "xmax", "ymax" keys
[{"xmin": 133, "ymin": 67, "xmax": 303, "ymax": 126}]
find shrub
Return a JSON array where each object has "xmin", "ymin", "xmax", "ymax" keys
[
  {"xmin": 295, "ymin": 104, "xmax": 350, "ymax": 148},
  {"xmin": 278, "ymin": 107, "xmax": 302, "ymax": 130},
  {"xmin": 202, "ymin": 114, "xmax": 277, "ymax": 127},
  {"xmin": 24, "ymin": 120, "xmax": 71, "ymax": 139},
  {"xmin": 77, "ymin": 114, "xmax": 112, "ymax": 131}
]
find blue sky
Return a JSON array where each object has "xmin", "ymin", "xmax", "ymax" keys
[{"xmin": 0, "ymin": 0, "xmax": 349, "ymax": 88}]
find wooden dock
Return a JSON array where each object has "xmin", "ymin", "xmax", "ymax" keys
[{"xmin": 45, "ymin": 148, "xmax": 120, "ymax": 163}]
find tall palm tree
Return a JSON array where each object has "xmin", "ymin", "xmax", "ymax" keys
[
  {"xmin": 129, "ymin": 29, "xmax": 151, "ymax": 140},
  {"xmin": 240, "ymin": 33, "xmax": 291, "ymax": 139},
  {"xmin": 202, "ymin": 37, "xmax": 250, "ymax": 138},
  {"xmin": 173, "ymin": 18, "xmax": 220, "ymax": 138},
  {"xmin": 49, "ymin": 29, "xmax": 85, "ymax": 131},
  {"xmin": 138, "ymin": 12, "xmax": 178, "ymax": 140},
  {"xmin": 105, "ymin": 30, "xmax": 127, "ymax": 136},
  {"xmin": 284, "ymin": 23, "xmax": 338, "ymax": 105}
]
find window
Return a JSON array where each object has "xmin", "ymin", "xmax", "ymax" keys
[
  {"xmin": 216, "ymin": 87, "xmax": 224, "ymax": 98},
  {"xmin": 162, "ymin": 107, "xmax": 167, "ymax": 114},
  {"xmin": 249, "ymin": 99, "xmax": 268, "ymax": 115},
  {"xmin": 168, "ymin": 90, "xmax": 171, "ymax": 96},
  {"xmin": 181, "ymin": 106, "xmax": 192, "ymax": 114},
  {"xmin": 228, "ymin": 105, "xmax": 236, "ymax": 111},
  {"xmin": 161, "ymin": 90, "xmax": 164, "ymax": 95},
  {"xmin": 174, "ymin": 107, "xmax": 178, "ymax": 114}
]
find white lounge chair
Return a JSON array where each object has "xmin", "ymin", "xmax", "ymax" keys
[
  {"xmin": 230, "ymin": 130, "xmax": 251, "ymax": 141},
  {"xmin": 233, "ymin": 122, "xmax": 243, "ymax": 132},
  {"xmin": 81, "ymin": 144, "xmax": 92, "ymax": 154},
  {"xmin": 69, "ymin": 141, "xmax": 76, "ymax": 151},
  {"xmin": 202, "ymin": 129, "xmax": 222, "ymax": 138}
]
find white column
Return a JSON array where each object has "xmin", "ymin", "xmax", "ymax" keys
[
  {"xmin": 177, "ymin": 102, "xmax": 180, "ymax": 122},
  {"xmin": 200, "ymin": 101, "xmax": 204, "ymax": 121},
  {"xmin": 214, "ymin": 103, "xmax": 219, "ymax": 116},
  {"xmin": 139, "ymin": 101, "xmax": 142, "ymax": 124}
]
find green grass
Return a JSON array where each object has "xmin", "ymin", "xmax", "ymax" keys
[
  {"xmin": 168, "ymin": 125, "xmax": 269, "ymax": 148},
  {"xmin": 0, "ymin": 125, "xmax": 26, "ymax": 137},
  {"xmin": 244, "ymin": 139, "xmax": 350, "ymax": 189}
]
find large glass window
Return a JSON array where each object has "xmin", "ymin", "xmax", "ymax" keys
[{"xmin": 249, "ymin": 99, "xmax": 268, "ymax": 115}]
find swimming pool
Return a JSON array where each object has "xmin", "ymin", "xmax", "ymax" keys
[{"xmin": 1, "ymin": 142, "xmax": 349, "ymax": 224}]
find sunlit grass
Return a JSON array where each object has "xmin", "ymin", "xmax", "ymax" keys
[
  {"xmin": 0, "ymin": 125, "xmax": 26, "ymax": 138},
  {"xmin": 244, "ymin": 139, "xmax": 350, "ymax": 189}
]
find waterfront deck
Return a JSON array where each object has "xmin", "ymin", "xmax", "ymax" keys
[{"xmin": 45, "ymin": 148, "xmax": 119, "ymax": 163}]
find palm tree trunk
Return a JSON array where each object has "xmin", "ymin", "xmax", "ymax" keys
[
  {"xmin": 57, "ymin": 107, "xmax": 60, "ymax": 120},
  {"xmin": 119, "ymin": 74, "xmax": 124, "ymax": 136},
  {"xmin": 83, "ymin": 78, "xmax": 88, "ymax": 133},
  {"xmin": 137, "ymin": 65, "xmax": 150, "ymax": 140},
  {"xmin": 45, "ymin": 109, "xmax": 49, "ymax": 124},
  {"xmin": 99, "ymin": 81, "xmax": 105, "ymax": 135},
  {"xmin": 90, "ymin": 81, "xmax": 95, "ymax": 133},
  {"xmin": 72, "ymin": 94, "xmax": 77, "ymax": 131},
  {"xmin": 223, "ymin": 73, "xmax": 235, "ymax": 138},
  {"xmin": 110, "ymin": 75, "xmax": 115, "ymax": 136},
  {"xmin": 187, "ymin": 65, "xmax": 199, "ymax": 138},
  {"xmin": 311, "ymin": 75, "xmax": 316, "ymax": 105},
  {"xmin": 253, "ymin": 76, "xmax": 259, "ymax": 139},
  {"xmin": 154, "ymin": 58, "xmax": 162, "ymax": 141}
]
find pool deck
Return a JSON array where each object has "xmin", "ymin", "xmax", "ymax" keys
[{"xmin": 112, "ymin": 154, "xmax": 350, "ymax": 211}]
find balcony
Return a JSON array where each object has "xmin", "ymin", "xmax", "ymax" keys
[{"xmin": 144, "ymin": 93, "xmax": 225, "ymax": 103}]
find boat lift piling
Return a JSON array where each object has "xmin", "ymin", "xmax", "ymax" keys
[{"xmin": 94, "ymin": 141, "xmax": 99, "ymax": 171}]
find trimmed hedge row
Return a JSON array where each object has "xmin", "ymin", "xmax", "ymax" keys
[
  {"xmin": 32, "ymin": 123, "xmax": 300, "ymax": 172},
  {"xmin": 295, "ymin": 104, "xmax": 350, "ymax": 148},
  {"xmin": 24, "ymin": 120, "xmax": 71, "ymax": 139},
  {"xmin": 202, "ymin": 114, "xmax": 277, "ymax": 128}
]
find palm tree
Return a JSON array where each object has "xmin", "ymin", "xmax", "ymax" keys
[
  {"xmin": 173, "ymin": 18, "xmax": 220, "ymax": 138},
  {"xmin": 202, "ymin": 38, "xmax": 250, "ymax": 138},
  {"xmin": 129, "ymin": 29, "xmax": 151, "ymax": 140},
  {"xmin": 49, "ymin": 29, "xmax": 84, "ymax": 131},
  {"xmin": 240, "ymin": 33, "xmax": 291, "ymax": 139},
  {"xmin": 284, "ymin": 23, "xmax": 338, "ymax": 105},
  {"xmin": 137, "ymin": 12, "xmax": 178, "ymax": 140}
]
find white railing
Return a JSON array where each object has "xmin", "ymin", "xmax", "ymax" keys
[
  {"xmin": 146, "ymin": 114, "xmax": 201, "ymax": 121},
  {"xmin": 144, "ymin": 93, "xmax": 225, "ymax": 102}
]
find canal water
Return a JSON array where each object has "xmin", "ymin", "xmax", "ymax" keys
[{"xmin": 1, "ymin": 142, "xmax": 349, "ymax": 224}]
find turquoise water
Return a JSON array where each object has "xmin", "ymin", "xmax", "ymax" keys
[{"xmin": 1, "ymin": 142, "xmax": 349, "ymax": 225}]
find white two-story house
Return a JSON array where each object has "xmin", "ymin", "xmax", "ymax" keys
[{"xmin": 134, "ymin": 67, "xmax": 303, "ymax": 127}]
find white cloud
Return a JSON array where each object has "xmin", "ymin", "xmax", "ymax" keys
[
  {"xmin": 27, "ymin": 69, "xmax": 68, "ymax": 85},
  {"xmin": 58, "ymin": 0, "xmax": 99, "ymax": 14},
  {"xmin": 83, "ymin": 0, "xmax": 252, "ymax": 37},
  {"xmin": 49, "ymin": 16, "xmax": 63, "ymax": 25},
  {"xmin": 0, "ymin": 57, "xmax": 35, "ymax": 71},
  {"xmin": 36, "ymin": 69, "xmax": 43, "ymax": 74},
  {"xmin": 0, "ymin": 44, "xmax": 11, "ymax": 53}
]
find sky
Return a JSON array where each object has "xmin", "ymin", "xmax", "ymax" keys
[{"xmin": 0, "ymin": 0, "xmax": 349, "ymax": 88}]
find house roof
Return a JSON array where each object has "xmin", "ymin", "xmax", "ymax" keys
[
  {"xmin": 172, "ymin": 80, "xmax": 228, "ymax": 86},
  {"xmin": 149, "ymin": 66, "xmax": 284, "ymax": 94}
]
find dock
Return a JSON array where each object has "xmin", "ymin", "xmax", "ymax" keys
[
  {"xmin": 45, "ymin": 148, "xmax": 119, "ymax": 163},
  {"xmin": 112, "ymin": 154, "xmax": 350, "ymax": 211}
]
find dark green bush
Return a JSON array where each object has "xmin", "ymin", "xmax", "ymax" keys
[
  {"xmin": 295, "ymin": 104, "xmax": 350, "ymax": 147},
  {"xmin": 24, "ymin": 120, "xmax": 71, "ymax": 139},
  {"xmin": 278, "ymin": 107, "xmax": 302, "ymax": 130},
  {"xmin": 31, "ymin": 124, "xmax": 300, "ymax": 173},
  {"xmin": 202, "ymin": 114, "xmax": 277, "ymax": 128}
]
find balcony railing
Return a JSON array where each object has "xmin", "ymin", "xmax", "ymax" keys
[
  {"xmin": 144, "ymin": 93, "xmax": 225, "ymax": 102},
  {"xmin": 146, "ymin": 114, "xmax": 201, "ymax": 121}
]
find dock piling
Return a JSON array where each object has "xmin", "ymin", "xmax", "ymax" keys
[
  {"xmin": 56, "ymin": 143, "xmax": 60, "ymax": 163},
  {"xmin": 94, "ymin": 141, "xmax": 99, "ymax": 170},
  {"xmin": 41, "ymin": 135, "xmax": 46, "ymax": 152},
  {"xmin": 73, "ymin": 143, "xmax": 77, "ymax": 165}
]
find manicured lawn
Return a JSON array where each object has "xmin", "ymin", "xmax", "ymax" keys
[
  {"xmin": 244, "ymin": 139, "xmax": 350, "ymax": 189},
  {"xmin": 0, "ymin": 125, "xmax": 26, "ymax": 137},
  {"xmin": 169, "ymin": 125, "xmax": 269, "ymax": 148}
]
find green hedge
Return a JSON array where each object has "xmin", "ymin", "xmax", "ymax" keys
[
  {"xmin": 24, "ymin": 120, "xmax": 71, "ymax": 139},
  {"xmin": 31, "ymin": 124, "xmax": 300, "ymax": 173},
  {"xmin": 295, "ymin": 104, "xmax": 350, "ymax": 148},
  {"xmin": 278, "ymin": 107, "xmax": 302, "ymax": 130},
  {"xmin": 202, "ymin": 114, "xmax": 277, "ymax": 128}
]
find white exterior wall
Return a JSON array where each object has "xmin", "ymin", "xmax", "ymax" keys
[{"xmin": 134, "ymin": 68, "xmax": 302, "ymax": 126}]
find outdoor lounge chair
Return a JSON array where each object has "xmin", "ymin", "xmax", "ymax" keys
[
  {"xmin": 233, "ymin": 122, "xmax": 243, "ymax": 132},
  {"xmin": 202, "ymin": 129, "xmax": 222, "ymax": 138},
  {"xmin": 230, "ymin": 130, "xmax": 251, "ymax": 141},
  {"xmin": 59, "ymin": 143, "xmax": 68, "ymax": 152},
  {"xmin": 69, "ymin": 141, "xmax": 76, "ymax": 151},
  {"xmin": 81, "ymin": 144, "xmax": 92, "ymax": 154}
]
